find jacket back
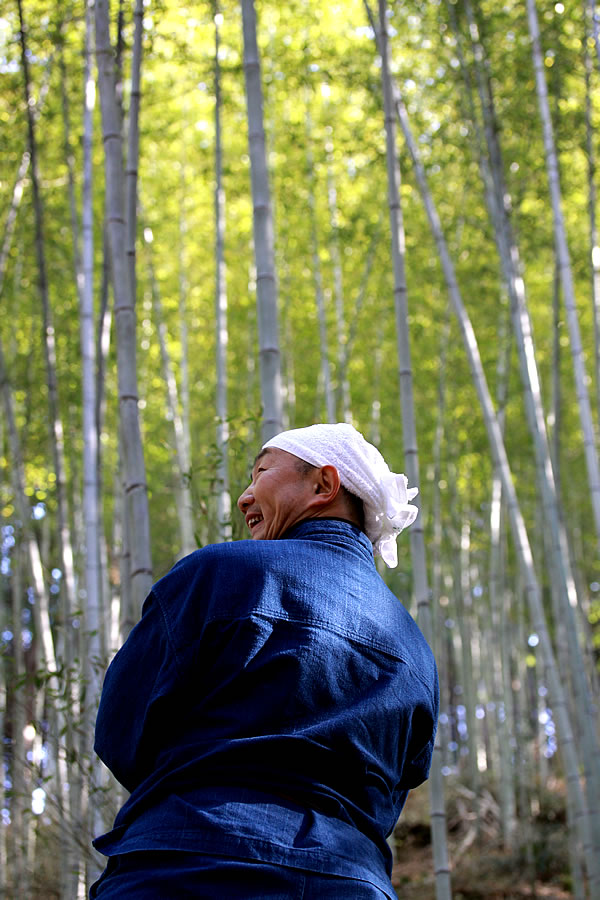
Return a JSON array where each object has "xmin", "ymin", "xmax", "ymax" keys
[{"xmin": 93, "ymin": 519, "xmax": 438, "ymax": 893}]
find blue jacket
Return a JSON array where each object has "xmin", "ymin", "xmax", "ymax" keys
[{"xmin": 93, "ymin": 519, "xmax": 438, "ymax": 894}]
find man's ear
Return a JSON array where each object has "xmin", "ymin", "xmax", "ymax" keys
[{"xmin": 312, "ymin": 465, "xmax": 341, "ymax": 504}]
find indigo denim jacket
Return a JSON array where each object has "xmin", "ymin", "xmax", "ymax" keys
[{"xmin": 93, "ymin": 519, "xmax": 438, "ymax": 895}]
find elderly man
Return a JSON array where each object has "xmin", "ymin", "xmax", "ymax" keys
[{"xmin": 91, "ymin": 424, "xmax": 438, "ymax": 899}]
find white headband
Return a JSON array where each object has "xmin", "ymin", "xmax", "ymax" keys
[{"xmin": 263, "ymin": 423, "xmax": 418, "ymax": 567}]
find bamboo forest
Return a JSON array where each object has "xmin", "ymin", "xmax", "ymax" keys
[{"xmin": 1, "ymin": 0, "xmax": 600, "ymax": 896}]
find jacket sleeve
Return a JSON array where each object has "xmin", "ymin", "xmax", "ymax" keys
[
  {"xmin": 401, "ymin": 664, "xmax": 439, "ymax": 790},
  {"xmin": 93, "ymin": 589, "xmax": 180, "ymax": 792}
]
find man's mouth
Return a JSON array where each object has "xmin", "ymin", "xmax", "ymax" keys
[{"xmin": 246, "ymin": 514, "xmax": 264, "ymax": 530}]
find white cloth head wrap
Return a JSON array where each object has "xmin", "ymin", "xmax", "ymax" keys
[{"xmin": 263, "ymin": 423, "xmax": 418, "ymax": 568}]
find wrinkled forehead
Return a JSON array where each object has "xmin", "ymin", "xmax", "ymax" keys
[
  {"xmin": 250, "ymin": 446, "xmax": 310, "ymax": 479},
  {"xmin": 250, "ymin": 447, "xmax": 288, "ymax": 475}
]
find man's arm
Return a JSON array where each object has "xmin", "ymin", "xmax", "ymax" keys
[{"xmin": 94, "ymin": 590, "xmax": 178, "ymax": 792}]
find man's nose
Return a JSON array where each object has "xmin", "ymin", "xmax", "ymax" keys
[{"xmin": 237, "ymin": 484, "xmax": 254, "ymax": 512}]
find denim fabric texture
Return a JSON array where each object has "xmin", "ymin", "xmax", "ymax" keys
[
  {"xmin": 90, "ymin": 853, "xmax": 393, "ymax": 898},
  {"xmin": 92, "ymin": 519, "xmax": 438, "ymax": 897}
]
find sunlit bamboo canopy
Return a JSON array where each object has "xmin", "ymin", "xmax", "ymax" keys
[{"xmin": 0, "ymin": 0, "xmax": 599, "ymax": 896}]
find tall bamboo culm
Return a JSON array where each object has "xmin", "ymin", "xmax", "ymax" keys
[
  {"xmin": 379, "ymin": 17, "xmax": 600, "ymax": 893},
  {"xmin": 95, "ymin": 0, "xmax": 153, "ymax": 624},
  {"xmin": 323, "ymin": 128, "xmax": 352, "ymax": 424},
  {"xmin": 305, "ymin": 95, "xmax": 335, "ymax": 423},
  {"xmin": 58, "ymin": 1, "xmax": 103, "ymax": 891},
  {"xmin": 142, "ymin": 226, "xmax": 196, "ymax": 556},
  {"xmin": 584, "ymin": 0, "xmax": 600, "ymax": 433},
  {"xmin": 125, "ymin": 0, "xmax": 143, "ymax": 304},
  {"xmin": 461, "ymin": 0, "xmax": 600, "ymax": 862},
  {"xmin": 240, "ymin": 0, "xmax": 283, "ymax": 441},
  {"xmin": 526, "ymin": 0, "xmax": 600, "ymax": 551},
  {"xmin": 373, "ymin": 1, "xmax": 452, "ymax": 896},
  {"xmin": 214, "ymin": 1, "xmax": 232, "ymax": 540},
  {"xmin": 17, "ymin": 7, "xmax": 78, "ymax": 896}
]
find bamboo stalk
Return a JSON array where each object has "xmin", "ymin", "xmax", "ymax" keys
[
  {"xmin": 462, "ymin": 0, "xmax": 600, "ymax": 863},
  {"xmin": 95, "ymin": 0, "xmax": 153, "ymax": 621},
  {"xmin": 16, "ymin": 12, "xmax": 76, "ymax": 893},
  {"xmin": 305, "ymin": 93, "xmax": 335, "ymax": 423},
  {"xmin": 374, "ymin": 2, "xmax": 452, "ymax": 895},
  {"xmin": 9, "ymin": 547, "xmax": 27, "ymax": 897},
  {"xmin": 240, "ymin": 0, "xmax": 283, "ymax": 440},
  {"xmin": 142, "ymin": 225, "xmax": 196, "ymax": 556},
  {"xmin": 526, "ymin": 0, "xmax": 600, "ymax": 552},
  {"xmin": 371, "ymin": 8, "xmax": 600, "ymax": 887},
  {"xmin": 488, "ymin": 308, "xmax": 518, "ymax": 849},
  {"xmin": 583, "ymin": 1, "xmax": 600, "ymax": 433},
  {"xmin": 323, "ymin": 125, "xmax": 352, "ymax": 423},
  {"xmin": 214, "ymin": 1, "xmax": 232, "ymax": 541},
  {"xmin": 337, "ymin": 218, "xmax": 381, "ymax": 404},
  {"xmin": 125, "ymin": 0, "xmax": 144, "ymax": 309}
]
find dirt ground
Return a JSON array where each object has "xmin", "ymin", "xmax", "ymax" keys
[{"xmin": 390, "ymin": 785, "xmax": 573, "ymax": 900}]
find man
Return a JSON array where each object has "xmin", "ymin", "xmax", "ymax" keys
[{"xmin": 91, "ymin": 423, "xmax": 438, "ymax": 899}]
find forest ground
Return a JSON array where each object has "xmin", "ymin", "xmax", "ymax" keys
[{"xmin": 391, "ymin": 782, "xmax": 572, "ymax": 899}]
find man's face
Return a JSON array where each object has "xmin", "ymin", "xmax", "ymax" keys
[{"xmin": 237, "ymin": 448, "xmax": 316, "ymax": 540}]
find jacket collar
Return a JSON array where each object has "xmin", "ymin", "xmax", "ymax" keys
[{"xmin": 281, "ymin": 517, "xmax": 374, "ymax": 563}]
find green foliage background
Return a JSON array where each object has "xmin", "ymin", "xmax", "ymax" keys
[
  {"xmin": 1, "ymin": 0, "xmax": 598, "ymax": 610},
  {"xmin": 1, "ymin": 2, "xmax": 600, "ymax": 894}
]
